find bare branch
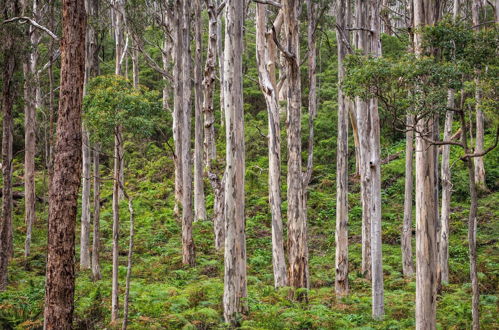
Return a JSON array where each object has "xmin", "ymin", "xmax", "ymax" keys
[
  {"xmin": 271, "ymin": 25, "xmax": 294, "ymax": 59},
  {"xmin": 252, "ymin": 0, "xmax": 282, "ymax": 8},
  {"xmin": 3, "ymin": 16, "xmax": 59, "ymax": 40}
]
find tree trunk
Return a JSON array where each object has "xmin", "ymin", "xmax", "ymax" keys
[
  {"xmin": 458, "ymin": 111, "xmax": 480, "ymax": 330},
  {"xmin": 472, "ymin": 0, "xmax": 486, "ymax": 191},
  {"xmin": 255, "ymin": 2, "xmax": 287, "ymax": 288},
  {"xmin": 282, "ymin": 0, "xmax": 309, "ymax": 293},
  {"xmin": 335, "ymin": 0, "xmax": 349, "ymax": 297},
  {"xmin": 402, "ymin": 115, "xmax": 415, "ymax": 277},
  {"xmin": 439, "ymin": 90, "xmax": 454, "ymax": 284},
  {"xmin": 111, "ymin": 126, "xmax": 123, "ymax": 323},
  {"xmin": 193, "ymin": 0, "xmax": 206, "ymax": 222},
  {"xmin": 217, "ymin": 5, "xmax": 225, "ymax": 127},
  {"xmin": 223, "ymin": 0, "xmax": 247, "ymax": 324},
  {"xmin": 203, "ymin": 0, "xmax": 225, "ymax": 250},
  {"xmin": 43, "ymin": 0, "xmax": 86, "ymax": 327},
  {"xmin": 80, "ymin": 128, "xmax": 91, "ymax": 269},
  {"xmin": 354, "ymin": 0, "xmax": 371, "ymax": 280},
  {"xmin": 368, "ymin": 2, "xmax": 384, "ymax": 318},
  {"xmin": 414, "ymin": 2, "xmax": 437, "ymax": 327},
  {"xmin": 122, "ymin": 194, "xmax": 134, "ymax": 330},
  {"xmin": 180, "ymin": 0, "xmax": 195, "ymax": 266},
  {"xmin": 92, "ymin": 145, "xmax": 102, "ymax": 280},
  {"xmin": 0, "ymin": 0, "xmax": 20, "ymax": 291},
  {"xmin": 23, "ymin": 0, "xmax": 41, "ymax": 259}
]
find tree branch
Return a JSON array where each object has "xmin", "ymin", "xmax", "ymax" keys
[
  {"xmin": 252, "ymin": 0, "xmax": 282, "ymax": 8},
  {"xmin": 3, "ymin": 16, "xmax": 59, "ymax": 40}
]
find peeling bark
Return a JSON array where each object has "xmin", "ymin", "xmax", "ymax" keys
[{"xmin": 256, "ymin": 2, "xmax": 287, "ymax": 288}]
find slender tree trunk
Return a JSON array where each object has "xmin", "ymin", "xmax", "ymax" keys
[
  {"xmin": 43, "ymin": 0, "xmax": 86, "ymax": 327},
  {"xmin": 368, "ymin": 2, "xmax": 384, "ymax": 318},
  {"xmin": 23, "ymin": 0, "xmax": 41, "ymax": 259},
  {"xmin": 458, "ymin": 111, "xmax": 480, "ymax": 330},
  {"xmin": 0, "ymin": 0, "xmax": 20, "ymax": 291},
  {"xmin": 354, "ymin": 0, "xmax": 371, "ymax": 280},
  {"xmin": 80, "ymin": 128, "xmax": 91, "ymax": 269},
  {"xmin": 193, "ymin": 0, "xmax": 206, "ymax": 222},
  {"xmin": 180, "ymin": 0, "xmax": 195, "ymax": 266},
  {"xmin": 223, "ymin": 0, "xmax": 247, "ymax": 324},
  {"xmin": 217, "ymin": 4, "xmax": 225, "ymax": 127},
  {"xmin": 92, "ymin": 144, "xmax": 101, "ymax": 280},
  {"xmin": 335, "ymin": 0, "xmax": 349, "ymax": 296},
  {"xmin": 203, "ymin": 0, "xmax": 225, "ymax": 250},
  {"xmin": 472, "ymin": 0, "xmax": 486, "ymax": 191},
  {"xmin": 439, "ymin": 90, "xmax": 454, "ymax": 284},
  {"xmin": 414, "ymin": 2, "xmax": 437, "ymax": 327},
  {"xmin": 111, "ymin": 126, "xmax": 123, "ymax": 322},
  {"xmin": 402, "ymin": 115, "xmax": 415, "ymax": 277},
  {"xmin": 255, "ymin": 2, "xmax": 287, "ymax": 288},
  {"xmin": 122, "ymin": 194, "xmax": 134, "ymax": 330},
  {"xmin": 111, "ymin": 0, "xmax": 125, "ymax": 322}
]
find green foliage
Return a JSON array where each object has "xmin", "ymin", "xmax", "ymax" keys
[{"xmin": 83, "ymin": 74, "xmax": 161, "ymax": 144}]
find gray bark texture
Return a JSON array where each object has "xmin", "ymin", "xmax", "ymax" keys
[{"xmin": 223, "ymin": 0, "xmax": 247, "ymax": 324}]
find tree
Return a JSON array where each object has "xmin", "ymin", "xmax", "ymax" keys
[
  {"xmin": 43, "ymin": 0, "xmax": 86, "ymax": 327},
  {"xmin": 84, "ymin": 75, "xmax": 160, "ymax": 323},
  {"xmin": 23, "ymin": 0, "xmax": 43, "ymax": 260},
  {"xmin": 203, "ymin": 0, "xmax": 226, "ymax": 250},
  {"xmin": 193, "ymin": 0, "xmax": 206, "ymax": 222},
  {"xmin": 255, "ymin": 1, "xmax": 287, "ymax": 289},
  {"xmin": 0, "ymin": 0, "xmax": 21, "ymax": 291},
  {"xmin": 223, "ymin": 0, "xmax": 247, "ymax": 324},
  {"xmin": 335, "ymin": 0, "xmax": 349, "ymax": 297},
  {"xmin": 413, "ymin": 1, "xmax": 439, "ymax": 327},
  {"xmin": 472, "ymin": 0, "xmax": 486, "ymax": 190},
  {"xmin": 281, "ymin": 0, "xmax": 309, "ymax": 293}
]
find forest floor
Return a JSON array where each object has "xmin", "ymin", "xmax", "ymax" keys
[{"xmin": 1, "ymin": 135, "xmax": 498, "ymax": 329}]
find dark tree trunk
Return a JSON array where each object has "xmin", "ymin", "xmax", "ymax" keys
[
  {"xmin": 0, "ymin": 0, "xmax": 20, "ymax": 291},
  {"xmin": 43, "ymin": 0, "xmax": 86, "ymax": 328}
]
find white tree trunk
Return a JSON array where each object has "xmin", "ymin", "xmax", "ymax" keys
[
  {"xmin": 193, "ymin": 0, "xmax": 206, "ymax": 222},
  {"xmin": 335, "ymin": 0, "xmax": 349, "ymax": 296},
  {"xmin": 368, "ymin": 3, "xmax": 384, "ymax": 318},
  {"xmin": 402, "ymin": 115, "xmax": 415, "ymax": 277},
  {"xmin": 255, "ymin": 2, "xmax": 287, "ymax": 288},
  {"xmin": 203, "ymin": 0, "xmax": 225, "ymax": 250},
  {"xmin": 414, "ymin": 1, "xmax": 437, "ymax": 327},
  {"xmin": 92, "ymin": 144, "xmax": 101, "ymax": 280},
  {"xmin": 122, "ymin": 194, "xmax": 134, "ymax": 330},
  {"xmin": 472, "ymin": 0, "xmax": 486, "ymax": 191},
  {"xmin": 439, "ymin": 90, "xmax": 454, "ymax": 284},
  {"xmin": 80, "ymin": 128, "xmax": 91, "ymax": 269},
  {"xmin": 354, "ymin": 0, "xmax": 372, "ymax": 280},
  {"xmin": 223, "ymin": 0, "xmax": 247, "ymax": 324}
]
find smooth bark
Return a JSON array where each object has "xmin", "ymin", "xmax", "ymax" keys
[
  {"xmin": 43, "ymin": 0, "xmax": 86, "ymax": 327},
  {"xmin": 80, "ymin": 128, "xmax": 91, "ymax": 268}
]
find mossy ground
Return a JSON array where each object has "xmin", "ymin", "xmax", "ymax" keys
[{"xmin": 1, "ymin": 129, "xmax": 497, "ymax": 329}]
